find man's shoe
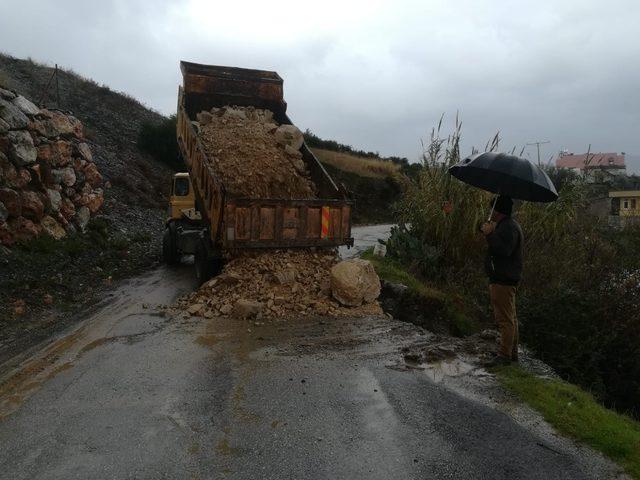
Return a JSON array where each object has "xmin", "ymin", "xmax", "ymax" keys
[{"xmin": 483, "ymin": 355, "xmax": 512, "ymax": 368}]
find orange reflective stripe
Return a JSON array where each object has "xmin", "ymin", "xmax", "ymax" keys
[{"xmin": 321, "ymin": 206, "xmax": 330, "ymax": 239}]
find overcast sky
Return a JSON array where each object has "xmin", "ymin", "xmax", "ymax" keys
[{"xmin": 1, "ymin": 0, "xmax": 639, "ymax": 169}]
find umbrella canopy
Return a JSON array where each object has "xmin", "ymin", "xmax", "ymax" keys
[{"xmin": 448, "ymin": 152, "xmax": 558, "ymax": 202}]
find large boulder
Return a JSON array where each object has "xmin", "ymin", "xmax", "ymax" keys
[
  {"xmin": 30, "ymin": 110, "xmax": 80, "ymax": 138},
  {"xmin": 10, "ymin": 168, "xmax": 31, "ymax": 189},
  {"xmin": 51, "ymin": 167, "xmax": 76, "ymax": 187},
  {"xmin": 11, "ymin": 95, "xmax": 40, "ymax": 116},
  {"xmin": 76, "ymin": 142, "xmax": 93, "ymax": 162},
  {"xmin": 36, "ymin": 140, "xmax": 72, "ymax": 167},
  {"xmin": 83, "ymin": 162, "xmax": 102, "ymax": 188},
  {"xmin": 46, "ymin": 188, "xmax": 62, "ymax": 212},
  {"xmin": 8, "ymin": 216, "xmax": 41, "ymax": 242},
  {"xmin": 41, "ymin": 215, "xmax": 66, "ymax": 240},
  {"xmin": 274, "ymin": 125, "xmax": 304, "ymax": 150},
  {"xmin": 0, "ymin": 152, "xmax": 18, "ymax": 185},
  {"xmin": 7, "ymin": 130, "xmax": 37, "ymax": 166},
  {"xmin": 20, "ymin": 190, "xmax": 44, "ymax": 221},
  {"xmin": 0, "ymin": 98, "xmax": 29, "ymax": 129},
  {"xmin": 0, "ymin": 188, "xmax": 21, "ymax": 217},
  {"xmin": 74, "ymin": 205, "xmax": 90, "ymax": 232},
  {"xmin": 86, "ymin": 190, "xmax": 104, "ymax": 213},
  {"xmin": 59, "ymin": 197, "xmax": 75, "ymax": 221},
  {"xmin": 330, "ymin": 259, "xmax": 381, "ymax": 307},
  {"xmin": 0, "ymin": 88, "xmax": 16, "ymax": 100}
]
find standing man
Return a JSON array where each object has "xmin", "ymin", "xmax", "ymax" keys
[{"xmin": 480, "ymin": 196, "xmax": 523, "ymax": 366}]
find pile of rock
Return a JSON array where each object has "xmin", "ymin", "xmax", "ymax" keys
[
  {"xmin": 0, "ymin": 88, "xmax": 103, "ymax": 245},
  {"xmin": 179, "ymin": 251, "xmax": 382, "ymax": 320},
  {"xmin": 195, "ymin": 106, "xmax": 317, "ymax": 199}
]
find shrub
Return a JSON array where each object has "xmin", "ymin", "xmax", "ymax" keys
[
  {"xmin": 393, "ymin": 115, "xmax": 491, "ymax": 266},
  {"xmin": 137, "ymin": 115, "xmax": 182, "ymax": 171}
]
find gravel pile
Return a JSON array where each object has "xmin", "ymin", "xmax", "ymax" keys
[
  {"xmin": 178, "ymin": 249, "xmax": 382, "ymax": 320},
  {"xmin": 195, "ymin": 106, "xmax": 317, "ymax": 199}
]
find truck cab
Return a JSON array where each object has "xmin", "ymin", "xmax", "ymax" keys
[
  {"xmin": 163, "ymin": 173, "xmax": 204, "ymax": 267},
  {"xmin": 168, "ymin": 173, "xmax": 201, "ymax": 222}
]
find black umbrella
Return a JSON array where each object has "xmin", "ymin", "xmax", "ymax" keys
[{"xmin": 449, "ymin": 152, "xmax": 558, "ymax": 203}]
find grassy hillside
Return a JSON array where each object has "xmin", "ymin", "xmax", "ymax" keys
[
  {"xmin": 308, "ymin": 144, "xmax": 413, "ymax": 224},
  {"xmin": 311, "ymin": 148, "xmax": 401, "ymax": 178}
]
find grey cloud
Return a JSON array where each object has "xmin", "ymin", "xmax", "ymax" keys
[{"xmin": 1, "ymin": 0, "xmax": 638, "ymax": 171}]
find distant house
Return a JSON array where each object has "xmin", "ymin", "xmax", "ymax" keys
[
  {"xmin": 609, "ymin": 190, "xmax": 640, "ymax": 227},
  {"xmin": 556, "ymin": 152, "xmax": 626, "ymax": 181}
]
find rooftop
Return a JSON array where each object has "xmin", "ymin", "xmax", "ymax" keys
[
  {"xmin": 556, "ymin": 152, "xmax": 625, "ymax": 170},
  {"xmin": 610, "ymin": 190, "xmax": 640, "ymax": 198}
]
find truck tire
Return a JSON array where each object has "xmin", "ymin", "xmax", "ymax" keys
[
  {"xmin": 195, "ymin": 241, "xmax": 221, "ymax": 285},
  {"xmin": 162, "ymin": 227, "xmax": 178, "ymax": 265}
]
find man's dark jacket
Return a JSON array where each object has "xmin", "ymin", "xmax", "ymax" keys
[{"xmin": 484, "ymin": 217, "xmax": 524, "ymax": 286}]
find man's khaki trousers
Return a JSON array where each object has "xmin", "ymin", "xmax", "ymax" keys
[{"xmin": 489, "ymin": 284, "xmax": 518, "ymax": 360}]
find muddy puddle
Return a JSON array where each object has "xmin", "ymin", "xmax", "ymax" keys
[
  {"xmin": 394, "ymin": 356, "xmax": 492, "ymax": 383},
  {"xmin": 423, "ymin": 358, "xmax": 478, "ymax": 382}
]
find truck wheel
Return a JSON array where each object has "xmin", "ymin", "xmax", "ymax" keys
[
  {"xmin": 194, "ymin": 241, "xmax": 212, "ymax": 284},
  {"xmin": 162, "ymin": 227, "xmax": 178, "ymax": 265}
]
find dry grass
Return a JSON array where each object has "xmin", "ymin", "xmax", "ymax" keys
[
  {"xmin": 311, "ymin": 148, "xmax": 400, "ymax": 178},
  {"xmin": 0, "ymin": 70, "xmax": 12, "ymax": 89}
]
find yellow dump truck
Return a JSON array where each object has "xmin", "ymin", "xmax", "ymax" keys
[{"xmin": 163, "ymin": 62, "xmax": 354, "ymax": 283}]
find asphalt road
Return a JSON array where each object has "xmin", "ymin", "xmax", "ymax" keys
[{"xmin": 0, "ymin": 226, "xmax": 625, "ymax": 479}]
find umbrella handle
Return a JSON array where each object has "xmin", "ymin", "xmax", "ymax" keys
[{"xmin": 487, "ymin": 194, "xmax": 499, "ymax": 222}]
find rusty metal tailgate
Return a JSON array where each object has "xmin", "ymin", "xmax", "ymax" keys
[{"xmin": 223, "ymin": 199, "xmax": 353, "ymax": 249}]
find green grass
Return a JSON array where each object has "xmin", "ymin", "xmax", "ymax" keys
[
  {"xmin": 361, "ymin": 248, "xmax": 480, "ymax": 336},
  {"xmin": 362, "ymin": 248, "xmax": 446, "ymax": 301},
  {"xmin": 497, "ymin": 366, "xmax": 640, "ymax": 479}
]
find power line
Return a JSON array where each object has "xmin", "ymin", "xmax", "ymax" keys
[{"xmin": 526, "ymin": 140, "xmax": 550, "ymax": 167}]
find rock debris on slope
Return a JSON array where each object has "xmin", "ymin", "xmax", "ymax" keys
[{"xmin": 0, "ymin": 88, "xmax": 104, "ymax": 246}]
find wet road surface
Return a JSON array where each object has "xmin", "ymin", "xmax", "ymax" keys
[
  {"xmin": 339, "ymin": 224, "xmax": 393, "ymax": 259},
  {"xmin": 0, "ymin": 226, "xmax": 625, "ymax": 479}
]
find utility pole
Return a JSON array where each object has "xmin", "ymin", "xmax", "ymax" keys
[{"xmin": 526, "ymin": 140, "xmax": 550, "ymax": 167}]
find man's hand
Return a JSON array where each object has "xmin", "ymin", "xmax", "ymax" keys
[{"xmin": 481, "ymin": 221, "xmax": 496, "ymax": 236}]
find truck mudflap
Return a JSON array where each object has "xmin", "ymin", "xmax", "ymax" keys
[{"xmin": 223, "ymin": 199, "xmax": 354, "ymax": 249}]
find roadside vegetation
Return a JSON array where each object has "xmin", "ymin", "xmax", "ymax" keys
[
  {"xmin": 304, "ymin": 129, "xmax": 421, "ymax": 179},
  {"xmin": 362, "ymin": 248, "xmax": 480, "ymax": 336},
  {"xmin": 382, "ymin": 115, "xmax": 640, "ymax": 420},
  {"xmin": 138, "ymin": 115, "xmax": 182, "ymax": 171},
  {"xmin": 311, "ymin": 148, "xmax": 400, "ymax": 178},
  {"xmin": 497, "ymin": 366, "xmax": 640, "ymax": 479},
  {"xmin": 306, "ymin": 131, "xmax": 419, "ymax": 224}
]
